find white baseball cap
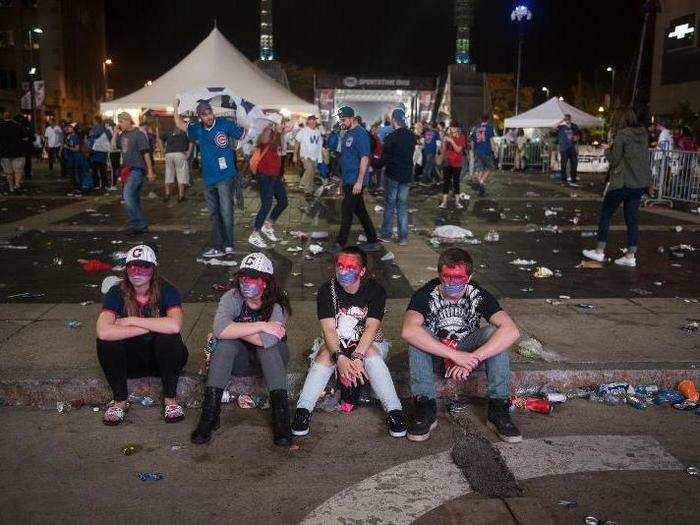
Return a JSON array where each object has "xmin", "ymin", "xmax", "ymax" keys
[
  {"xmin": 239, "ymin": 252, "xmax": 273, "ymax": 276},
  {"xmin": 125, "ymin": 244, "xmax": 157, "ymax": 266}
]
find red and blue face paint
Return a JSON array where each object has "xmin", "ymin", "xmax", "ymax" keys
[
  {"xmin": 440, "ymin": 265, "xmax": 470, "ymax": 297},
  {"xmin": 126, "ymin": 263, "xmax": 154, "ymax": 287},
  {"xmin": 335, "ymin": 254, "xmax": 363, "ymax": 287},
  {"xmin": 239, "ymin": 275, "xmax": 265, "ymax": 299}
]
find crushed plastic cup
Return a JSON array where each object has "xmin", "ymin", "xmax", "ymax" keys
[
  {"xmin": 66, "ymin": 320, "xmax": 82, "ymax": 329},
  {"xmin": 484, "ymin": 230, "xmax": 500, "ymax": 242},
  {"xmin": 545, "ymin": 393, "xmax": 567, "ymax": 403},
  {"xmin": 138, "ymin": 471, "xmax": 164, "ymax": 482}
]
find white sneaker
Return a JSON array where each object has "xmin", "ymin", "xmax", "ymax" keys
[
  {"xmin": 438, "ymin": 202, "xmax": 447, "ymax": 209},
  {"xmin": 455, "ymin": 202, "xmax": 464, "ymax": 209},
  {"xmin": 202, "ymin": 248, "xmax": 225, "ymax": 258},
  {"xmin": 582, "ymin": 249, "xmax": 605, "ymax": 262},
  {"xmin": 261, "ymin": 224, "xmax": 278, "ymax": 242},
  {"xmin": 224, "ymin": 246, "xmax": 235, "ymax": 255},
  {"xmin": 614, "ymin": 255, "xmax": 636, "ymax": 267},
  {"xmin": 248, "ymin": 231, "xmax": 268, "ymax": 249}
]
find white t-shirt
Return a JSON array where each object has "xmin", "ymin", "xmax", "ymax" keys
[
  {"xmin": 44, "ymin": 125, "xmax": 63, "ymax": 148},
  {"xmin": 295, "ymin": 126, "xmax": 323, "ymax": 162}
]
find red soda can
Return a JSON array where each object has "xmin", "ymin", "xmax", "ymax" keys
[{"xmin": 512, "ymin": 396, "xmax": 553, "ymax": 414}]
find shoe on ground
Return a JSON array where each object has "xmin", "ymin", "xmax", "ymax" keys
[
  {"xmin": 261, "ymin": 224, "xmax": 278, "ymax": 242},
  {"xmin": 291, "ymin": 408, "xmax": 311, "ymax": 436},
  {"xmin": 438, "ymin": 201, "xmax": 447, "ymax": 209},
  {"xmin": 190, "ymin": 387, "xmax": 223, "ymax": 445},
  {"xmin": 582, "ymin": 249, "xmax": 605, "ymax": 262},
  {"xmin": 360, "ymin": 241, "xmax": 382, "ymax": 252},
  {"xmin": 614, "ymin": 255, "xmax": 636, "ymax": 267},
  {"xmin": 399, "ymin": 239, "xmax": 408, "ymax": 246},
  {"xmin": 248, "ymin": 231, "xmax": 269, "ymax": 249},
  {"xmin": 455, "ymin": 202, "xmax": 464, "ymax": 209},
  {"xmin": 487, "ymin": 398, "xmax": 522, "ymax": 443},
  {"xmin": 224, "ymin": 246, "xmax": 235, "ymax": 255},
  {"xmin": 270, "ymin": 389, "xmax": 293, "ymax": 447},
  {"xmin": 377, "ymin": 235, "xmax": 392, "ymax": 243},
  {"xmin": 387, "ymin": 409, "xmax": 407, "ymax": 438},
  {"xmin": 568, "ymin": 182, "xmax": 581, "ymax": 187},
  {"xmin": 407, "ymin": 396, "xmax": 438, "ymax": 442},
  {"xmin": 202, "ymin": 248, "xmax": 225, "ymax": 258}
]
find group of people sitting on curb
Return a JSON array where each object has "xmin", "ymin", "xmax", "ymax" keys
[{"xmin": 96, "ymin": 243, "xmax": 522, "ymax": 445}]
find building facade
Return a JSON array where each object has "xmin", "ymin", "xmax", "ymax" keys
[
  {"xmin": 650, "ymin": 0, "xmax": 700, "ymax": 115},
  {"xmin": 0, "ymin": 0, "xmax": 105, "ymax": 124}
]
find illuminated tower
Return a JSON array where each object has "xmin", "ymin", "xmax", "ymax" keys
[
  {"xmin": 260, "ymin": 0, "xmax": 274, "ymax": 61},
  {"xmin": 454, "ymin": 0, "xmax": 475, "ymax": 65}
]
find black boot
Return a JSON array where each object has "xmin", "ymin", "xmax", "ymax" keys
[
  {"xmin": 190, "ymin": 386, "xmax": 223, "ymax": 445},
  {"xmin": 269, "ymin": 389, "xmax": 293, "ymax": 446},
  {"xmin": 487, "ymin": 398, "xmax": 522, "ymax": 443},
  {"xmin": 407, "ymin": 396, "xmax": 438, "ymax": 442}
]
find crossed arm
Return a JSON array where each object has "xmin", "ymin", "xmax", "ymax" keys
[{"xmin": 96, "ymin": 308, "xmax": 183, "ymax": 341}]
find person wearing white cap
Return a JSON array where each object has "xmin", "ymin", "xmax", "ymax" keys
[
  {"xmin": 191, "ymin": 252, "xmax": 294, "ymax": 446},
  {"xmin": 294, "ymin": 115, "xmax": 323, "ymax": 196},
  {"xmin": 96, "ymin": 244, "xmax": 188, "ymax": 426}
]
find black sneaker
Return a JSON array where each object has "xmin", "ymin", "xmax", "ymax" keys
[
  {"xmin": 360, "ymin": 241, "xmax": 382, "ymax": 252},
  {"xmin": 487, "ymin": 398, "xmax": 522, "ymax": 443},
  {"xmin": 291, "ymin": 408, "xmax": 311, "ymax": 436},
  {"xmin": 407, "ymin": 396, "xmax": 438, "ymax": 442},
  {"xmin": 387, "ymin": 409, "xmax": 407, "ymax": 438}
]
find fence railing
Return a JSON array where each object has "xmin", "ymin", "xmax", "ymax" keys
[
  {"xmin": 648, "ymin": 148, "xmax": 700, "ymax": 205},
  {"xmin": 497, "ymin": 142, "xmax": 549, "ymax": 171}
]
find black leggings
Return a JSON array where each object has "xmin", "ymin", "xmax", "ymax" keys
[
  {"xmin": 443, "ymin": 165, "xmax": 461, "ymax": 194},
  {"xmin": 109, "ymin": 152, "xmax": 121, "ymax": 186},
  {"xmin": 91, "ymin": 162, "xmax": 108, "ymax": 188},
  {"xmin": 96, "ymin": 333, "xmax": 189, "ymax": 401}
]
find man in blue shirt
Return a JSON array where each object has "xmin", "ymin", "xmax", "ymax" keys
[
  {"xmin": 553, "ymin": 114, "xmax": 581, "ymax": 187},
  {"xmin": 420, "ymin": 123, "xmax": 440, "ymax": 185},
  {"xmin": 377, "ymin": 116, "xmax": 393, "ymax": 144},
  {"xmin": 174, "ymin": 99, "xmax": 245, "ymax": 258},
  {"xmin": 331, "ymin": 106, "xmax": 380, "ymax": 252},
  {"xmin": 468, "ymin": 114, "xmax": 496, "ymax": 197}
]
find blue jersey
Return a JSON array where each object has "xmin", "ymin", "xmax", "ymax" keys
[
  {"xmin": 422, "ymin": 129, "xmax": 440, "ymax": 155},
  {"xmin": 340, "ymin": 126, "xmax": 371, "ymax": 186},
  {"xmin": 327, "ymin": 132, "xmax": 339, "ymax": 152},
  {"xmin": 188, "ymin": 118, "xmax": 244, "ymax": 186},
  {"xmin": 469, "ymin": 123, "xmax": 495, "ymax": 156},
  {"xmin": 556, "ymin": 123, "xmax": 579, "ymax": 151}
]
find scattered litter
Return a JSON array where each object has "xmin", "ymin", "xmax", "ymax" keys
[
  {"xmin": 92, "ymin": 406, "xmax": 100, "ymax": 412},
  {"xmin": 559, "ymin": 295, "xmax": 571, "ymax": 300},
  {"xmin": 380, "ymin": 251, "xmax": 395, "ymax": 261},
  {"xmin": 358, "ymin": 234, "xmax": 367, "ymax": 242},
  {"xmin": 544, "ymin": 209, "xmax": 557, "ymax": 217},
  {"xmin": 674, "ymin": 225, "xmax": 683, "ymax": 232},
  {"xmin": 426, "ymin": 266, "xmax": 438, "ymax": 272},
  {"xmin": 688, "ymin": 466, "xmax": 699, "ymax": 476},
  {"xmin": 463, "ymin": 238, "xmax": 481, "ymax": 245},
  {"xmin": 308, "ymin": 244, "xmax": 323, "ymax": 255},
  {"xmin": 101, "ymin": 275, "xmax": 122, "ymax": 294},
  {"xmin": 56, "ymin": 401, "xmax": 72, "ymax": 413},
  {"xmin": 581, "ymin": 231, "xmax": 596, "ymax": 237},
  {"xmin": 80, "ymin": 259, "xmax": 112, "ymax": 273},
  {"xmin": 138, "ymin": 472, "xmax": 165, "ymax": 482},
  {"xmin": 196, "ymin": 258, "xmax": 238, "ymax": 267},
  {"xmin": 654, "ymin": 389, "xmax": 685, "ymax": 405},
  {"xmin": 546, "ymin": 393, "xmax": 567, "ymax": 403},
  {"xmin": 597, "ymin": 382, "xmax": 633, "ymax": 396},
  {"xmin": 634, "ymin": 384, "xmax": 659, "ymax": 396},
  {"xmin": 147, "ymin": 191, "xmax": 158, "ymax": 200},
  {"xmin": 66, "ymin": 320, "xmax": 82, "ymax": 329},
  {"xmin": 515, "ymin": 338, "xmax": 561, "ymax": 362},
  {"xmin": 576, "ymin": 260, "xmax": 604, "ymax": 269},
  {"xmin": 52, "ymin": 257, "xmax": 63, "ymax": 266},
  {"xmin": 391, "ymin": 274, "xmax": 401, "ymax": 279},
  {"xmin": 291, "ymin": 272, "xmax": 301, "ymax": 276},
  {"xmin": 1, "ymin": 245, "xmax": 28, "ymax": 250},
  {"xmin": 286, "ymin": 246, "xmax": 303, "ymax": 253},
  {"xmin": 408, "ymin": 208, "xmax": 418, "ymax": 213},
  {"xmin": 575, "ymin": 304, "xmax": 596, "ymax": 309},
  {"xmin": 521, "ymin": 287, "xmax": 534, "ymax": 292},
  {"xmin": 310, "ymin": 231, "xmax": 329, "ymax": 239},
  {"xmin": 110, "ymin": 240, "xmax": 123, "ymax": 244},
  {"xmin": 484, "ymin": 230, "xmax": 500, "ymax": 242},
  {"xmin": 681, "ymin": 321, "xmax": 699, "ymax": 333},
  {"xmin": 678, "ymin": 379, "xmax": 699, "ymax": 402},
  {"xmin": 374, "ymin": 205, "xmax": 384, "ymax": 213},
  {"xmin": 532, "ymin": 266, "xmax": 554, "ymax": 278},
  {"xmin": 585, "ymin": 516, "xmax": 600, "ymax": 525},
  {"xmin": 122, "ymin": 444, "xmax": 140, "ymax": 456},
  {"xmin": 524, "ymin": 191, "xmax": 540, "ymax": 197},
  {"xmin": 511, "ymin": 396, "xmax": 552, "ymax": 414},
  {"xmin": 630, "ymin": 288, "xmax": 653, "ymax": 296},
  {"xmin": 304, "ymin": 282, "xmax": 315, "ymax": 287},
  {"xmin": 510, "ymin": 259, "xmax": 537, "ymax": 266},
  {"xmin": 182, "ymin": 229, "xmax": 194, "ymax": 235},
  {"xmin": 683, "ymin": 298, "xmax": 699, "ymax": 303},
  {"xmin": 558, "ymin": 500, "xmax": 577, "ymax": 509},
  {"xmin": 429, "ymin": 237, "xmax": 440, "ymax": 247},
  {"xmin": 433, "ymin": 225, "xmax": 473, "ymax": 242},
  {"xmin": 237, "ymin": 394, "xmax": 268, "ymax": 409},
  {"xmin": 546, "ymin": 298, "xmax": 563, "ymax": 306},
  {"xmin": 140, "ymin": 396, "xmax": 155, "ymax": 407},
  {"xmin": 170, "ymin": 443, "xmax": 184, "ymax": 451},
  {"xmin": 653, "ymin": 281, "xmax": 663, "ymax": 286}
]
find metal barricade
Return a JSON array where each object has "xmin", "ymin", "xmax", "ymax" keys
[
  {"xmin": 648, "ymin": 149, "xmax": 700, "ymax": 205},
  {"xmin": 497, "ymin": 141, "xmax": 548, "ymax": 171}
]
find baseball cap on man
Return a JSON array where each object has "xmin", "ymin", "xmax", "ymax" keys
[
  {"xmin": 391, "ymin": 108, "xmax": 406, "ymax": 126},
  {"xmin": 337, "ymin": 106, "xmax": 355, "ymax": 119},
  {"xmin": 125, "ymin": 244, "xmax": 157, "ymax": 266},
  {"xmin": 239, "ymin": 252, "xmax": 274, "ymax": 277}
]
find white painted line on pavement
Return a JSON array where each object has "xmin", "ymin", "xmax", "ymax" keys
[{"xmin": 301, "ymin": 435, "xmax": 683, "ymax": 525}]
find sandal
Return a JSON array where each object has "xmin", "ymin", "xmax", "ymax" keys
[
  {"xmin": 103, "ymin": 402, "xmax": 127, "ymax": 426},
  {"xmin": 164, "ymin": 403, "xmax": 185, "ymax": 423}
]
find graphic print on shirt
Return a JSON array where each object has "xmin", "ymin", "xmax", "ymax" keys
[
  {"xmin": 214, "ymin": 132, "xmax": 229, "ymax": 148},
  {"xmin": 425, "ymin": 285, "xmax": 483, "ymax": 344},
  {"xmin": 345, "ymin": 136, "xmax": 354, "ymax": 148},
  {"xmin": 336, "ymin": 305, "xmax": 368, "ymax": 349}
]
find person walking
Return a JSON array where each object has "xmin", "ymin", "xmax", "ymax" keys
[
  {"xmin": 553, "ymin": 114, "xmax": 581, "ymax": 187},
  {"xmin": 111, "ymin": 112, "xmax": 155, "ymax": 235},
  {"xmin": 420, "ymin": 123, "xmax": 440, "ymax": 185},
  {"xmin": 0, "ymin": 111, "xmax": 27, "ymax": 192},
  {"xmin": 88, "ymin": 115, "xmax": 111, "ymax": 190},
  {"xmin": 582, "ymin": 108, "xmax": 652, "ymax": 268},
  {"xmin": 331, "ymin": 106, "xmax": 381, "ymax": 253},
  {"xmin": 439, "ymin": 124, "xmax": 467, "ymax": 209},
  {"xmin": 161, "ymin": 126, "xmax": 192, "ymax": 203},
  {"xmin": 174, "ymin": 99, "xmax": 246, "ymax": 258},
  {"xmin": 248, "ymin": 125, "xmax": 288, "ymax": 249},
  {"xmin": 469, "ymin": 113, "xmax": 496, "ymax": 196},
  {"xmin": 294, "ymin": 115, "xmax": 323, "ymax": 197},
  {"xmin": 44, "ymin": 117, "xmax": 63, "ymax": 173},
  {"xmin": 105, "ymin": 119, "xmax": 121, "ymax": 189},
  {"xmin": 377, "ymin": 108, "xmax": 415, "ymax": 245}
]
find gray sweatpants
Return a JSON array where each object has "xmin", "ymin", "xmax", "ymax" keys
[{"xmin": 206, "ymin": 339, "xmax": 289, "ymax": 392}]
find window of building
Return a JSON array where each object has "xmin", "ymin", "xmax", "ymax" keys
[
  {"xmin": 0, "ymin": 69, "xmax": 18, "ymax": 90},
  {"xmin": 0, "ymin": 30, "xmax": 14, "ymax": 48}
]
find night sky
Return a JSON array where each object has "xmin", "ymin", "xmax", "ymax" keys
[{"xmin": 106, "ymin": 0, "xmax": 646, "ymax": 101}]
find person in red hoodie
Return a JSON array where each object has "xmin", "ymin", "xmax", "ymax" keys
[
  {"xmin": 248, "ymin": 125, "xmax": 288, "ymax": 249},
  {"xmin": 677, "ymin": 127, "xmax": 697, "ymax": 152}
]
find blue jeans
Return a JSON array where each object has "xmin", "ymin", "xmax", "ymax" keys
[
  {"xmin": 422, "ymin": 152, "xmax": 436, "ymax": 182},
  {"xmin": 409, "ymin": 325, "xmax": 511, "ymax": 400},
  {"xmin": 596, "ymin": 186, "xmax": 645, "ymax": 253},
  {"xmin": 379, "ymin": 177, "xmax": 409, "ymax": 242},
  {"xmin": 205, "ymin": 178, "xmax": 235, "ymax": 250},
  {"xmin": 254, "ymin": 175, "xmax": 288, "ymax": 230},
  {"xmin": 123, "ymin": 168, "xmax": 147, "ymax": 230}
]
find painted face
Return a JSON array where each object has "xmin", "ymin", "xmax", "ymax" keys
[
  {"xmin": 239, "ymin": 275, "xmax": 265, "ymax": 299},
  {"xmin": 335, "ymin": 254, "xmax": 363, "ymax": 287},
  {"xmin": 126, "ymin": 264, "xmax": 153, "ymax": 287},
  {"xmin": 440, "ymin": 264, "xmax": 470, "ymax": 297}
]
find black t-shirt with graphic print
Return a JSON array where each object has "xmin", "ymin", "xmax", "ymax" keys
[
  {"xmin": 407, "ymin": 278, "xmax": 501, "ymax": 344},
  {"xmin": 317, "ymin": 278, "xmax": 386, "ymax": 349}
]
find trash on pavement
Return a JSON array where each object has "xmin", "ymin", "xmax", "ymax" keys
[
  {"xmin": 433, "ymin": 225, "xmax": 473, "ymax": 242},
  {"xmin": 597, "ymin": 382, "xmax": 633, "ymax": 396},
  {"xmin": 673, "ymin": 400, "xmax": 698, "ymax": 411},
  {"xmin": 576, "ymin": 260, "xmax": 604, "ymax": 269},
  {"xmin": 532, "ymin": 266, "xmax": 554, "ymax": 278},
  {"xmin": 6, "ymin": 291, "xmax": 45, "ymax": 299},
  {"xmin": 101, "ymin": 275, "xmax": 122, "ymax": 294},
  {"xmin": 565, "ymin": 388, "xmax": 593, "ymax": 399},
  {"xmin": 510, "ymin": 258, "xmax": 537, "ymax": 266},
  {"xmin": 52, "ymin": 257, "xmax": 63, "ymax": 266},
  {"xmin": 79, "ymin": 301, "xmax": 92, "ymax": 306},
  {"xmin": 681, "ymin": 320, "xmax": 699, "ymax": 332},
  {"xmin": 1, "ymin": 245, "xmax": 28, "ymax": 250},
  {"xmin": 484, "ymin": 230, "xmax": 500, "ymax": 242},
  {"xmin": 56, "ymin": 401, "xmax": 72, "ymax": 413},
  {"xmin": 678, "ymin": 379, "xmax": 699, "ymax": 402},
  {"xmin": 310, "ymin": 231, "xmax": 329, "ymax": 239},
  {"xmin": 358, "ymin": 234, "xmax": 367, "ymax": 242},
  {"xmin": 289, "ymin": 230, "xmax": 309, "ymax": 241},
  {"xmin": 674, "ymin": 225, "xmax": 683, "ymax": 232},
  {"xmin": 558, "ymin": 500, "xmax": 577, "ymax": 509},
  {"xmin": 585, "ymin": 517, "xmax": 600, "ymax": 525},
  {"xmin": 687, "ymin": 466, "xmax": 699, "ymax": 476},
  {"xmin": 66, "ymin": 320, "xmax": 82, "ymax": 329},
  {"xmin": 80, "ymin": 259, "xmax": 112, "ymax": 273},
  {"xmin": 544, "ymin": 209, "xmax": 558, "ymax": 217},
  {"xmin": 391, "ymin": 274, "xmax": 401, "ymax": 279},
  {"xmin": 575, "ymin": 304, "xmax": 596, "ymax": 309},
  {"xmin": 373, "ymin": 205, "xmax": 384, "ymax": 212},
  {"xmin": 545, "ymin": 393, "xmax": 567, "ymax": 403},
  {"xmin": 196, "ymin": 258, "xmax": 238, "ymax": 267},
  {"xmin": 581, "ymin": 231, "xmax": 596, "ymax": 237},
  {"xmin": 304, "ymin": 282, "xmax": 315, "ymax": 287},
  {"xmin": 515, "ymin": 338, "xmax": 561, "ymax": 362},
  {"xmin": 626, "ymin": 395, "xmax": 651, "ymax": 410},
  {"xmin": 511, "ymin": 396, "xmax": 552, "ymax": 414},
  {"xmin": 237, "ymin": 394, "xmax": 268, "ymax": 409},
  {"xmin": 138, "ymin": 471, "xmax": 165, "ymax": 482},
  {"xmin": 286, "ymin": 246, "xmax": 303, "ymax": 253},
  {"xmin": 122, "ymin": 444, "xmax": 140, "ymax": 456},
  {"xmin": 308, "ymin": 244, "xmax": 323, "ymax": 255},
  {"xmin": 634, "ymin": 384, "xmax": 659, "ymax": 396},
  {"xmin": 630, "ymin": 288, "xmax": 653, "ymax": 296},
  {"xmin": 654, "ymin": 389, "xmax": 685, "ymax": 405},
  {"xmin": 380, "ymin": 251, "xmax": 395, "ymax": 261}
]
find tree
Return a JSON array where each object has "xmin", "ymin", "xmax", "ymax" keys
[{"xmin": 486, "ymin": 74, "xmax": 533, "ymax": 130}]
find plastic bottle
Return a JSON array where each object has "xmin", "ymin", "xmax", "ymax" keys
[{"xmin": 677, "ymin": 380, "xmax": 699, "ymax": 403}]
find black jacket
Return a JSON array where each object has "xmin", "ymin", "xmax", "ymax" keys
[{"xmin": 380, "ymin": 126, "xmax": 416, "ymax": 184}]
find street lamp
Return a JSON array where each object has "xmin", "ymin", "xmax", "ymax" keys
[
  {"xmin": 510, "ymin": 4, "xmax": 532, "ymax": 115},
  {"xmin": 541, "ymin": 86, "xmax": 550, "ymax": 99},
  {"xmin": 27, "ymin": 27, "xmax": 43, "ymax": 133},
  {"xmin": 102, "ymin": 58, "xmax": 113, "ymax": 101},
  {"xmin": 605, "ymin": 66, "xmax": 615, "ymax": 110}
]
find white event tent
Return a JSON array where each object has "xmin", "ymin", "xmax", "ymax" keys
[
  {"xmin": 504, "ymin": 97, "xmax": 603, "ymax": 129},
  {"xmin": 100, "ymin": 27, "xmax": 316, "ymax": 120}
]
